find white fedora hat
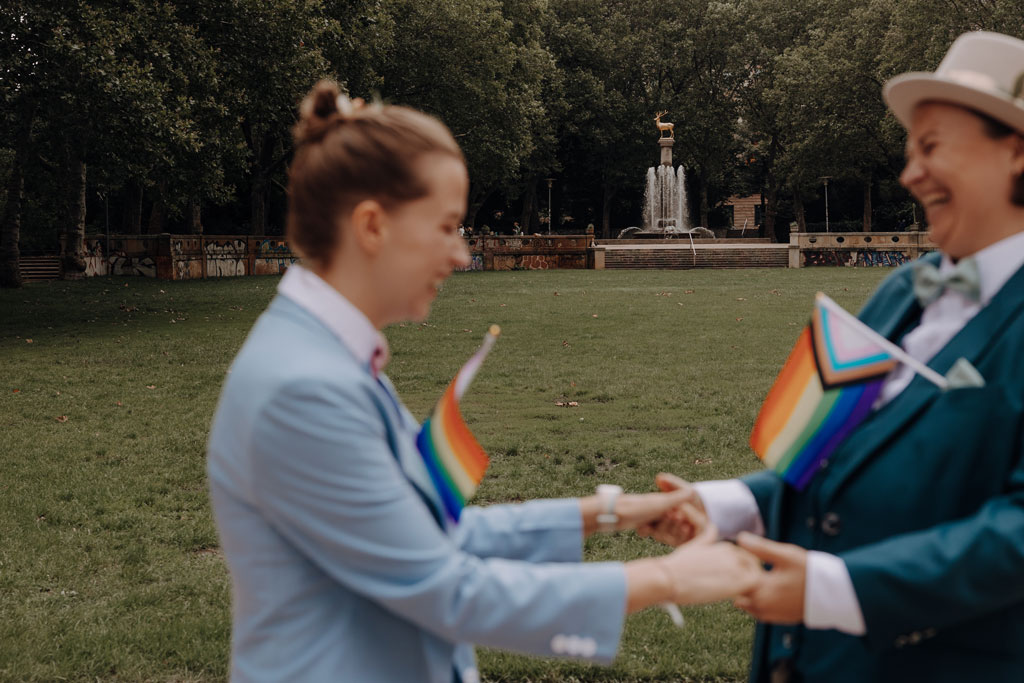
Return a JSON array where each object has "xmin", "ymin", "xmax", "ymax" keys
[{"xmin": 884, "ymin": 31, "xmax": 1024, "ymax": 133}]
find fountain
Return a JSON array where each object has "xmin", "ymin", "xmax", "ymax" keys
[
  {"xmin": 619, "ymin": 111, "xmax": 711, "ymax": 239},
  {"xmin": 643, "ymin": 164, "xmax": 689, "ymax": 233}
]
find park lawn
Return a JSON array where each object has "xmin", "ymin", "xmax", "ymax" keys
[{"xmin": 0, "ymin": 267, "xmax": 888, "ymax": 682}]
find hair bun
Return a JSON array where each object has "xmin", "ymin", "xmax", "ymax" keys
[{"xmin": 295, "ymin": 80, "xmax": 342, "ymax": 145}]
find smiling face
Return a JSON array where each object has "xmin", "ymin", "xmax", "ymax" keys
[
  {"xmin": 900, "ymin": 102, "xmax": 1024, "ymax": 258},
  {"xmin": 373, "ymin": 153, "xmax": 470, "ymax": 325}
]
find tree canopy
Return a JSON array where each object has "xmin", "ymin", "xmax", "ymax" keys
[{"xmin": 3, "ymin": 0, "xmax": 1023, "ymax": 283}]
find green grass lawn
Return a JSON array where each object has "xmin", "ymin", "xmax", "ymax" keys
[{"xmin": 0, "ymin": 267, "xmax": 889, "ymax": 682}]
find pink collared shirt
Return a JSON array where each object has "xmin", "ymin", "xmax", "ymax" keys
[{"xmin": 277, "ymin": 265, "xmax": 390, "ymax": 376}]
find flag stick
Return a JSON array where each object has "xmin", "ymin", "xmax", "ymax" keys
[
  {"xmin": 816, "ymin": 293, "xmax": 949, "ymax": 390},
  {"xmin": 453, "ymin": 325, "xmax": 501, "ymax": 400},
  {"xmin": 662, "ymin": 602, "xmax": 685, "ymax": 628}
]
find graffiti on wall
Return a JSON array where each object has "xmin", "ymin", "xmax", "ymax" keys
[
  {"xmin": 493, "ymin": 254, "xmax": 559, "ymax": 270},
  {"xmin": 254, "ymin": 239, "xmax": 298, "ymax": 275},
  {"xmin": 171, "ymin": 238, "xmax": 201, "ymax": 280},
  {"xmin": 855, "ymin": 250, "xmax": 909, "ymax": 267},
  {"xmin": 205, "ymin": 239, "xmax": 247, "ymax": 277},
  {"xmin": 803, "ymin": 249, "xmax": 912, "ymax": 267},
  {"xmin": 457, "ymin": 254, "xmax": 484, "ymax": 272},
  {"xmin": 83, "ymin": 239, "xmax": 156, "ymax": 277}
]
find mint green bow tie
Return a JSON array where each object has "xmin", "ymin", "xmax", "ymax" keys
[{"xmin": 912, "ymin": 257, "xmax": 981, "ymax": 307}]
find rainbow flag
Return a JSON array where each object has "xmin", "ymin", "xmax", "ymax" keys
[
  {"xmin": 416, "ymin": 326, "xmax": 499, "ymax": 522},
  {"xmin": 749, "ymin": 294, "xmax": 898, "ymax": 490}
]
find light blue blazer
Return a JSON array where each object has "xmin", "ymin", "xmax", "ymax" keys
[{"xmin": 207, "ymin": 294, "xmax": 627, "ymax": 683}]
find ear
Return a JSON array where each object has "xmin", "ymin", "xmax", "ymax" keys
[{"xmin": 347, "ymin": 199, "xmax": 387, "ymax": 257}]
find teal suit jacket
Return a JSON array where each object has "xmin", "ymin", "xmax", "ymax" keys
[
  {"xmin": 745, "ymin": 252, "xmax": 1024, "ymax": 682},
  {"xmin": 207, "ymin": 294, "xmax": 626, "ymax": 682}
]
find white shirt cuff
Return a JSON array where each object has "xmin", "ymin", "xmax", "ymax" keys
[
  {"xmin": 693, "ymin": 479, "xmax": 766, "ymax": 540},
  {"xmin": 804, "ymin": 551, "xmax": 866, "ymax": 635}
]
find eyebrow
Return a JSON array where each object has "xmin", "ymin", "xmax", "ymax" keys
[{"xmin": 906, "ymin": 132, "xmax": 935, "ymax": 157}]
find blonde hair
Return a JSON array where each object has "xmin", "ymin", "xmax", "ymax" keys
[{"xmin": 287, "ymin": 80, "xmax": 464, "ymax": 265}]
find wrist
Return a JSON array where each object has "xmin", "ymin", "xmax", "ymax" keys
[
  {"xmin": 624, "ymin": 557, "xmax": 676, "ymax": 612},
  {"xmin": 596, "ymin": 484, "xmax": 623, "ymax": 531}
]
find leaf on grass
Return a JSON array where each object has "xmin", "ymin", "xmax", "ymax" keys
[
  {"xmin": 116, "ymin": 401, "xmax": 122, "ymax": 407},
  {"xmin": 684, "ymin": 289, "xmax": 694, "ymax": 294},
  {"xmin": 553, "ymin": 292, "xmax": 559, "ymax": 296},
  {"xmin": 694, "ymin": 458, "xmax": 712, "ymax": 465},
  {"xmin": 592, "ymin": 314, "xmax": 598, "ymax": 318},
  {"xmin": 26, "ymin": 339, "xmax": 33, "ymax": 344},
  {"xmin": 736, "ymin": 297, "xmax": 746, "ymax": 301},
  {"xmin": 462, "ymin": 328, "xmax": 472, "ymax": 333},
  {"xmin": 567, "ymin": 401, "xmax": 579, "ymax": 407},
  {"xmin": 146, "ymin": 385, "xmax": 156, "ymax": 389},
  {"xmin": 736, "ymin": 317, "xmax": 744, "ymax": 322},
  {"xmin": 561, "ymin": 340, "xmax": 570, "ymax": 348},
  {"xmin": 499, "ymin": 303, "xmax": 507, "ymax": 307},
  {"xmin": 12, "ymin": 389, "xmax": 19, "ymax": 393},
  {"xmin": 55, "ymin": 415, "xmax": 68, "ymax": 423}
]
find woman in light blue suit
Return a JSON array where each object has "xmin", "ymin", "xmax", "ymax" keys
[{"xmin": 207, "ymin": 81, "xmax": 762, "ymax": 683}]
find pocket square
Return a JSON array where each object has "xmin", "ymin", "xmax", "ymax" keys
[{"xmin": 944, "ymin": 357, "xmax": 986, "ymax": 389}]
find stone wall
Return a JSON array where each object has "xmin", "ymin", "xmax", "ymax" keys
[
  {"xmin": 790, "ymin": 231, "xmax": 936, "ymax": 268},
  {"xmin": 82, "ymin": 234, "xmax": 298, "ymax": 279},
  {"xmin": 81, "ymin": 232, "xmax": 595, "ymax": 279},
  {"xmin": 463, "ymin": 233, "xmax": 595, "ymax": 271}
]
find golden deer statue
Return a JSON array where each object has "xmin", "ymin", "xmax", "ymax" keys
[{"xmin": 654, "ymin": 110, "xmax": 674, "ymax": 139}]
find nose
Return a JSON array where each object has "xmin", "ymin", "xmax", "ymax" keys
[
  {"xmin": 452, "ymin": 233, "xmax": 471, "ymax": 268},
  {"xmin": 899, "ymin": 156, "xmax": 924, "ymax": 189}
]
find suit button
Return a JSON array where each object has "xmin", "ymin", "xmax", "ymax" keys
[
  {"xmin": 821, "ymin": 512, "xmax": 841, "ymax": 536},
  {"xmin": 781, "ymin": 633, "xmax": 794, "ymax": 649},
  {"xmin": 805, "ymin": 516, "xmax": 816, "ymax": 529}
]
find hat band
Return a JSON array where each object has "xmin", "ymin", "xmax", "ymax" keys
[
  {"xmin": 945, "ymin": 68, "xmax": 1024, "ymax": 104},
  {"xmin": 946, "ymin": 69, "xmax": 1003, "ymax": 95}
]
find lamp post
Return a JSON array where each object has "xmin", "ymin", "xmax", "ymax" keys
[
  {"xmin": 819, "ymin": 176, "xmax": 832, "ymax": 232},
  {"xmin": 545, "ymin": 177, "xmax": 554, "ymax": 235}
]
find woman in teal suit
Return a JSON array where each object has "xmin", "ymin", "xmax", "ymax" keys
[
  {"xmin": 655, "ymin": 30, "xmax": 1024, "ymax": 683},
  {"xmin": 206, "ymin": 81, "xmax": 761, "ymax": 682}
]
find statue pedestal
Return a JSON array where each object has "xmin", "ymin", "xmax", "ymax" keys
[{"xmin": 658, "ymin": 137, "xmax": 675, "ymax": 166}]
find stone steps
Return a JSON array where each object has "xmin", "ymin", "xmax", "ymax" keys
[
  {"xmin": 19, "ymin": 255, "xmax": 62, "ymax": 282},
  {"xmin": 604, "ymin": 246, "xmax": 788, "ymax": 269}
]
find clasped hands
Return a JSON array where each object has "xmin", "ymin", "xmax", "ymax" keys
[{"xmin": 603, "ymin": 473, "xmax": 807, "ymax": 622}]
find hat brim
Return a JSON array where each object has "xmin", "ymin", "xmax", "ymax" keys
[{"xmin": 883, "ymin": 72, "xmax": 1024, "ymax": 134}]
